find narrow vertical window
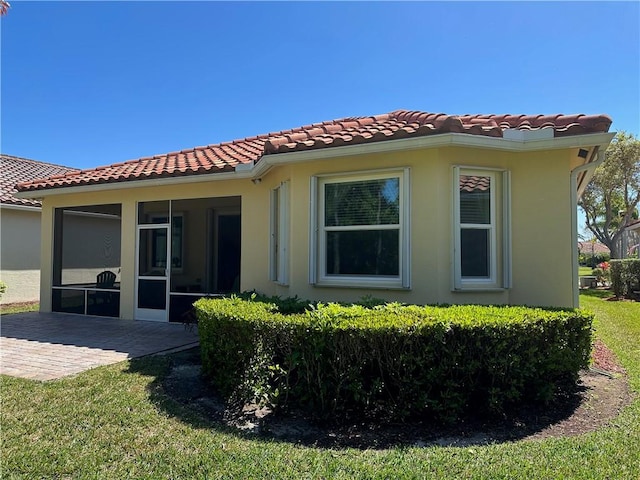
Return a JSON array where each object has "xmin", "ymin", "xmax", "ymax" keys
[
  {"xmin": 454, "ymin": 167, "xmax": 509, "ymax": 289},
  {"xmin": 459, "ymin": 173, "xmax": 493, "ymax": 279},
  {"xmin": 270, "ymin": 181, "xmax": 289, "ymax": 284}
]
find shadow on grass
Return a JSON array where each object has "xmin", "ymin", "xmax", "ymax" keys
[{"xmin": 126, "ymin": 346, "xmax": 589, "ymax": 450}]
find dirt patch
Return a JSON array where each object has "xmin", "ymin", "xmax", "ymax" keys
[
  {"xmin": 159, "ymin": 344, "xmax": 633, "ymax": 448},
  {"xmin": 592, "ymin": 339, "xmax": 626, "ymax": 375}
]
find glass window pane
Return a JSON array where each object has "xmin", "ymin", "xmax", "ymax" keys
[
  {"xmin": 325, "ymin": 178, "xmax": 399, "ymax": 226},
  {"xmin": 138, "ymin": 201, "xmax": 169, "ymax": 224},
  {"xmin": 171, "ymin": 216, "xmax": 183, "ymax": 269},
  {"xmin": 460, "ymin": 175, "xmax": 491, "ymax": 224},
  {"xmin": 139, "ymin": 228, "xmax": 167, "ymax": 276},
  {"xmin": 52, "ymin": 289, "xmax": 85, "ymax": 314},
  {"xmin": 53, "ymin": 205, "xmax": 121, "ymax": 288},
  {"xmin": 326, "ymin": 230, "xmax": 399, "ymax": 276},
  {"xmin": 169, "ymin": 294, "xmax": 201, "ymax": 323},
  {"xmin": 461, "ymin": 228, "xmax": 490, "ymax": 278},
  {"xmin": 168, "ymin": 196, "xmax": 241, "ymax": 295},
  {"xmin": 217, "ymin": 215, "xmax": 241, "ymax": 293},
  {"xmin": 138, "ymin": 279, "xmax": 167, "ymax": 309},
  {"xmin": 87, "ymin": 290, "xmax": 120, "ymax": 317}
]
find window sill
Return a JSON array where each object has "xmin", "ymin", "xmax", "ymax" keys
[
  {"xmin": 314, "ymin": 280, "xmax": 409, "ymax": 290},
  {"xmin": 452, "ymin": 287, "xmax": 508, "ymax": 293}
]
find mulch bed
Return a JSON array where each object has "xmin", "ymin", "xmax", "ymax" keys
[{"xmin": 157, "ymin": 341, "xmax": 633, "ymax": 449}]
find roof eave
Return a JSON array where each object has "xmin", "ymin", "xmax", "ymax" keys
[
  {"xmin": 14, "ymin": 131, "xmax": 615, "ymax": 199},
  {"xmin": 13, "ymin": 169, "xmax": 257, "ymax": 199},
  {"xmin": 249, "ymin": 131, "xmax": 616, "ymax": 179},
  {"xmin": 0, "ymin": 203, "xmax": 42, "ymax": 212}
]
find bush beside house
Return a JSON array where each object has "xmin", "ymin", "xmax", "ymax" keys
[
  {"xmin": 610, "ymin": 259, "xmax": 640, "ymax": 298},
  {"xmin": 196, "ymin": 296, "xmax": 593, "ymax": 424}
]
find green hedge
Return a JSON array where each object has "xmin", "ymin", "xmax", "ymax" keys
[
  {"xmin": 195, "ymin": 297, "xmax": 593, "ymax": 423},
  {"xmin": 579, "ymin": 252, "xmax": 610, "ymax": 267},
  {"xmin": 610, "ymin": 259, "xmax": 640, "ymax": 297}
]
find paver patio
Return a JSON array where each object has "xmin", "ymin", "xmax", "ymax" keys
[{"xmin": 0, "ymin": 312, "xmax": 199, "ymax": 380}]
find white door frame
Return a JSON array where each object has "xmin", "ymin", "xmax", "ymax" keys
[{"xmin": 135, "ymin": 223, "xmax": 170, "ymax": 322}]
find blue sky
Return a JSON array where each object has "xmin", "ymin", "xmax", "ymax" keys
[{"xmin": 1, "ymin": 1, "xmax": 639, "ymax": 171}]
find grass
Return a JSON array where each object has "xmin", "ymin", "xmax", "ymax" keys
[
  {"xmin": 580, "ymin": 294, "xmax": 640, "ymax": 390},
  {"xmin": 0, "ymin": 301, "xmax": 39, "ymax": 315},
  {"xmin": 579, "ymin": 266, "xmax": 594, "ymax": 276},
  {"xmin": 1, "ymin": 296, "xmax": 639, "ymax": 479}
]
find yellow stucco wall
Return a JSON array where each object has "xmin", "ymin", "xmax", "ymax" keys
[
  {"xmin": 38, "ymin": 145, "xmax": 577, "ymax": 318},
  {"xmin": 264, "ymin": 146, "xmax": 574, "ymax": 307}
]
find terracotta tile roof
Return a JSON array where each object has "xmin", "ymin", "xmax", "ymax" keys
[
  {"xmin": 16, "ymin": 110, "xmax": 612, "ymax": 193},
  {"xmin": 1, "ymin": 154, "xmax": 78, "ymax": 207},
  {"xmin": 578, "ymin": 241, "xmax": 611, "ymax": 255}
]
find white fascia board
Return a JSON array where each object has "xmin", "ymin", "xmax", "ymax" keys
[
  {"xmin": 250, "ymin": 132, "xmax": 616, "ymax": 179},
  {"xmin": 503, "ymin": 128, "xmax": 554, "ymax": 141},
  {"xmin": 13, "ymin": 169, "xmax": 256, "ymax": 199},
  {"xmin": 234, "ymin": 161, "xmax": 255, "ymax": 172},
  {"xmin": 0, "ymin": 203, "xmax": 42, "ymax": 212}
]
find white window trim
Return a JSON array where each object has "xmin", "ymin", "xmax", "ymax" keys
[
  {"xmin": 453, "ymin": 166, "xmax": 511, "ymax": 291},
  {"xmin": 150, "ymin": 211, "xmax": 185, "ymax": 274},
  {"xmin": 269, "ymin": 181, "xmax": 290, "ymax": 285},
  {"xmin": 502, "ymin": 170, "xmax": 512, "ymax": 289},
  {"xmin": 310, "ymin": 168, "xmax": 411, "ymax": 289}
]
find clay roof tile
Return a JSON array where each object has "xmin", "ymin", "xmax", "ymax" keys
[{"xmin": 15, "ymin": 110, "xmax": 612, "ymax": 193}]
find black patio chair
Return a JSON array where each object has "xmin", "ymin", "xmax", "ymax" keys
[
  {"xmin": 91, "ymin": 271, "xmax": 117, "ymax": 314},
  {"xmin": 96, "ymin": 270, "xmax": 116, "ymax": 289}
]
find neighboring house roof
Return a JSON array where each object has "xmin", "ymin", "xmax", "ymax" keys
[
  {"xmin": 1, "ymin": 154, "xmax": 78, "ymax": 208},
  {"xmin": 625, "ymin": 219, "xmax": 640, "ymax": 232},
  {"xmin": 16, "ymin": 110, "xmax": 612, "ymax": 193},
  {"xmin": 577, "ymin": 241, "xmax": 611, "ymax": 255}
]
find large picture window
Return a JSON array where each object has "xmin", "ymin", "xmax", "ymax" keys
[
  {"xmin": 311, "ymin": 169, "xmax": 410, "ymax": 288},
  {"xmin": 453, "ymin": 167, "xmax": 511, "ymax": 290}
]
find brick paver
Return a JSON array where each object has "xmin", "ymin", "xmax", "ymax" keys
[{"xmin": 0, "ymin": 312, "xmax": 199, "ymax": 380}]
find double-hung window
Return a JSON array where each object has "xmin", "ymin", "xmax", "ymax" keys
[
  {"xmin": 311, "ymin": 169, "xmax": 410, "ymax": 288},
  {"xmin": 453, "ymin": 166, "xmax": 511, "ymax": 290}
]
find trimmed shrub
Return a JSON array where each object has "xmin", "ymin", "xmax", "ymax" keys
[
  {"xmin": 610, "ymin": 259, "xmax": 640, "ymax": 297},
  {"xmin": 196, "ymin": 297, "xmax": 593, "ymax": 423},
  {"xmin": 579, "ymin": 252, "xmax": 610, "ymax": 267}
]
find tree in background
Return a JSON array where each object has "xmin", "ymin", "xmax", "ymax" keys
[{"xmin": 579, "ymin": 131, "xmax": 640, "ymax": 258}]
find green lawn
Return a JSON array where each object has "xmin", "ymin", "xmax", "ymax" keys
[
  {"xmin": 1, "ymin": 296, "xmax": 639, "ymax": 479},
  {"xmin": 579, "ymin": 266, "xmax": 594, "ymax": 276}
]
